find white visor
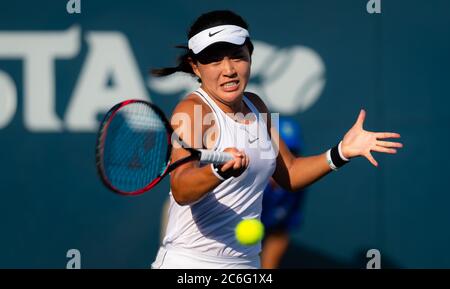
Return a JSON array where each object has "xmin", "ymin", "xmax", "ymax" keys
[{"xmin": 188, "ymin": 25, "xmax": 250, "ymax": 54}]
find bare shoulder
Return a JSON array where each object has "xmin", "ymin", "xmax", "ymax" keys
[
  {"xmin": 245, "ymin": 91, "xmax": 273, "ymax": 132},
  {"xmin": 170, "ymin": 92, "xmax": 217, "ymax": 149},
  {"xmin": 244, "ymin": 91, "xmax": 270, "ymax": 114},
  {"xmin": 171, "ymin": 93, "xmax": 212, "ymax": 116}
]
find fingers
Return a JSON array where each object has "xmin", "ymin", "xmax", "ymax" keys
[
  {"xmin": 223, "ymin": 147, "xmax": 243, "ymax": 158},
  {"xmin": 372, "ymin": 145, "xmax": 397, "ymax": 154},
  {"xmin": 354, "ymin": 109, "xmax": 366, "ymax": 128},
  {"xmin": 375, "ymin": 132, "xmax": 401, "ymax": 139},
  {"xmin": 365, "ymin": 151, "xmax": 378, "ymax": 167},
  {"xmin": 364, "ymin": 139, "xmax": 402, "ymax": 167},
  {"xmin": 233, "ymin": 157, "xmax": 242, "ymax": 170},
  {"xmin": 220, "ymin": 159, "xmax": 235, "ymax": 171},
  {"xmin": 376, "ymin": 140, "xmax": 403, "ymax": 148},
  {"xmin": 220, "ymin": 148, "xmax": 249, "ymax": 174},
  {"xmin": 233, "ymin": 150, "xmax": 248, "ymax": 170},
  {"xmin": 221, "ymin": 148, "xmax": 243, "ymax": 170}
]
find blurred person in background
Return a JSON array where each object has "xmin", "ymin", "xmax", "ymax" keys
[{"xmin": 261, "ymin": 116, "xmax": 307, "ymax": 269}]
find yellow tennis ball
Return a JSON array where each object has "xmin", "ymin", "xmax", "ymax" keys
[{"xmin": 235, "ymin": 218, "xmax": 265, "ymax": 246}]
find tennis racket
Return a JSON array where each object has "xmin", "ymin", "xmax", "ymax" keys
[{"xmin": 96, "ymin": 99, "xmax": 233, "ymax": 196}]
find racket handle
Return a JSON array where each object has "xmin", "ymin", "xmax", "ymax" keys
[{"xmin": 198, "ymin": 149, "xmax": 234, "ymax": 164}]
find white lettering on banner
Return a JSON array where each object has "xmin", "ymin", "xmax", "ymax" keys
[
  {"xmin": 0, "ymin": 71, "xmax": 17, "ymax": 129},
  {"xmin": 0, "ymin": 26, "xmax": 150, "ymax": 132},
  {"xmin": 0, "ymin": 29, "xmax": 323, "ymax": 132},
  {"xmin": 0, "ymin": 26, "xmax": 80, "ymax": 131},
  {"xmin": 65, "ymin": 32, "xmax": 150, "ymax": 131}
]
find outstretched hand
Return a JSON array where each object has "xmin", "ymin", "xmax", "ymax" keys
[{"xmin": 341, "ymin": 109, "xmax": 403, "ymax": 167}]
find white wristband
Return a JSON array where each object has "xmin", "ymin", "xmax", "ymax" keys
[
  {"xmin": 338, "ymin": 141, "xmax": 349, "ymax": 161},
  {"xmin": 327, "ymin": 141, "xmax": 350, "ymax": 171},
  {"xmin": 210, "ymin": 163, "xmax": 225, "ymax": 181},
  {"xmin": 326, "ymin": 149, "xmax": 338, "ymax": 171}
]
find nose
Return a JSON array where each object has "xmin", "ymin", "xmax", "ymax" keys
[{"xmin": 221, "ymin": 58, "xmax": 236, "ymax": 77}]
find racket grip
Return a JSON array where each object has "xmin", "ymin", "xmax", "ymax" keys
[{"xmin": 198, "ymin": 149, "xmax": 234, "ymax": 164}]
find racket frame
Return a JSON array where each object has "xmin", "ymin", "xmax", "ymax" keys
[{"xmin": 96, "ymin": 99, "xmax": 208, "ymax": 196}]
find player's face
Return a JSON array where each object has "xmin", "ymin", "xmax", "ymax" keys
[{"xmin": 191, "ymin": 45, "xmax": 251, "ymax": 105}]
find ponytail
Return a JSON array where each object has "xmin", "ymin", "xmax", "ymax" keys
[{"xmin": 151, "ymin": 46, "xmax": 199, "ymax": 80}]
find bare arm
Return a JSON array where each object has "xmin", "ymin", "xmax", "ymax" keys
[
  {"xmin": 169, "ymin": 96, "xmax": 249, "ymax": 205},
  {"xmin": 271, "ymin": 126, "xmax": 332, "ymax": 191},
  {"xmin": 246, "ymin": 93, "xmax": 403, "ymax": 192},
  {"xmin": 245, "ymin": 92, "xmax": 330, "ymax": 191}
]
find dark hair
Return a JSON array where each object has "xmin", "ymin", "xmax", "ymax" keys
[{"xmin": 151, "ymin": 10, "xmax": 254, "ymax": 79}]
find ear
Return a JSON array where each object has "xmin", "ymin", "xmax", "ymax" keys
[{"xmin": 188, "ymin": 58, "xmax": 201, "ymax": 79}]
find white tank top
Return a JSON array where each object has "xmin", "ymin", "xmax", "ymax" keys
[{"xmin": 162, "ymin": 88, "xmax": 277, "ymax": 258}]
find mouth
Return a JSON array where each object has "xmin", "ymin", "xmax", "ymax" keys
[{"xmin": 220, "ymin": 80, "xmax": 240, "ymax": 92}]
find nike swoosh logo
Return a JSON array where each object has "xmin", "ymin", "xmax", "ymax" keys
[
  {"xmin": 248, "ymin": 137, "xmax": 259, "ymax": 144},
  {"xmin": 209, "ymin": 29, "xmax": 225, "ymax": 37}
]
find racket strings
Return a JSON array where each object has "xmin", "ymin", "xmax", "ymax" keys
[{"xmin": 102, "ymin": 102, "xmax": 169, "ymax": 192}]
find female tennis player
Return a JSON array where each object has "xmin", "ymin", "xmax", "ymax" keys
[{"xmin": 151, "ymin": 10, "xmax": 402, "ymax": 269}]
